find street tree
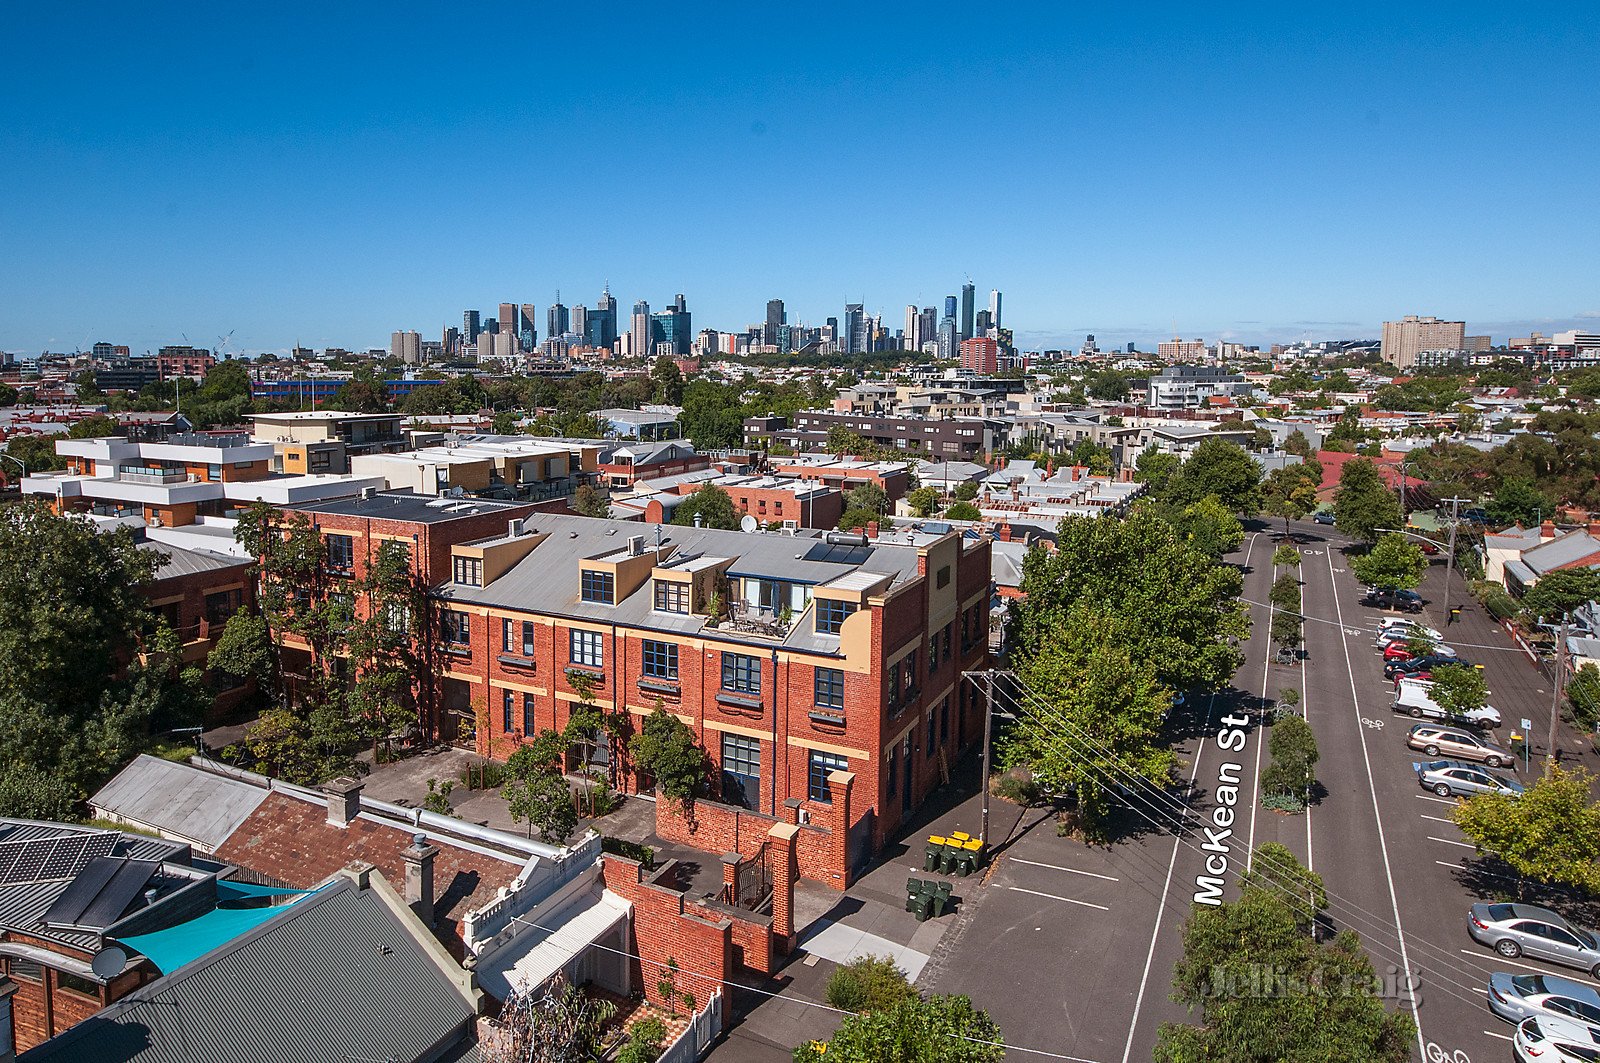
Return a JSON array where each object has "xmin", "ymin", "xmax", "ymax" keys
[
  {"xmin": 1162, "ymin": 494, "xmax": 1244, "ymax": 559},
  {"xmin": 1427, "ymin": 662, "xmax": 1489, "ymax": 718},
  {"xmin": 1350, "ymin": 534, "xmax": 1426, "ymax": 590},
  {"xmin": 793, "ymin": 993, "xmax": 1004, "ymax": 1063},
  {"xmin": 650, "ymin": 356, "xmax": 685, "ymax": 405},
  {"xmin": 1453, "ymin": 767, "xmax": 1600, "ymax": 895},
  {"xmin": 1156, "ymin": 846, "xmax": 1415, "ymax": 1063},
  {"xmin": 1262, "ymin": 461, "xmax": 1322, "ymax": 535},
  {"xmin": 670, "ymin": 483, "xmax": 741, "ymax": 530},
  {"xmin": 1134, "ymin": 449, "xmax": 1182, "ymax": 497},
  {"xmin": 571, "ymin": 483, "xmax": 610, "ymax": 519},
  {"xmin": 1333, "ymin": 458, "xmax": 1403, "ymax": 543},
  {"xmin": 506, "ymin": 769, "xmax": 579, "ymax": 843},
  {"xmin": 1162, "ymin": 437, "xmax": 1263, "ymax": 513},
  {"xmin": 1523, "ymin": 567, "xmax": 1600, "ymax": 621}
]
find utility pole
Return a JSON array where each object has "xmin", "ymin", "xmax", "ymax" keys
[
  {"xmin": 1549, "ymin": 612, "xmax": 1569, "ymax": 767},
  {"xmin": 1440, "ymin": 496, "xmax": 1471, "ymax": 625},
  {"xmin": 965, "ymin": 669, "xmax": 998, "ymax": 845}
]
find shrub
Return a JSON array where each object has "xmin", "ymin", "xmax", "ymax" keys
[
  {"xmin": 1272, "ymin": 544, "xmax": 1301, "ymax": 568},
  {"xmin": 992, "ymin": 770, "xmax": 1041, "ymax": 806},
  {"xmin": 1262, "ymin": 791, "xmax": 1306, "ymax": 814},
  {"xmin": 1269, "ymin": 715, "xmax": 1319, "ymax": 773},
  {"xmin": 824, "ymin": 955, "xmax": 919, "ymax": 1013},
  {"xmin": 1269, "ymin": 573, "xmax": 1301, "ymax": 611},
  {"xmin": 614, "ymin": 1017, "xmax": 667, "ymax": 1063},
  {"xmin": 601, "ymin": 835, "xmax": 656, "ymax": 869}
]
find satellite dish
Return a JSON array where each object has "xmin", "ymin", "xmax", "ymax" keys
[
  {"xmin": 739, "ymin": 514, "xmax": 758, "ymax": 534},
  {"xmin": 91, "ymin": 945, "xmax": 128, "ymax": 979}
]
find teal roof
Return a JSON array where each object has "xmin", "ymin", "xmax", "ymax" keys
[{"xmin": 115, "ymin": 884, "xmax": 315, "ymax": 974}]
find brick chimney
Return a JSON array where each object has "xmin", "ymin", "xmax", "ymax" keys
[
  {"xmin": 1541, "ymin": 520, "xmax": 1557, "ymax": 541},
  {"xmin": 324, "ymin": 777, "xmax": 364, "ymax": 828},
  {"xmin": 403, "ymin": 833, "xmax": 440, "ymax": 926},
  {"xmin": 865, "ymin": 520, "xmax": 879, "ymax": 539}
]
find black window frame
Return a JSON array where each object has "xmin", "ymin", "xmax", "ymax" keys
[
  {"xmin": 721, "ymin": 652, "xmax": 762, "ymax": 695},
  {"xmin": 502, "ymin": 688, "xmax": 514, "ymax": 732},
  {"xmin": 815, "ymin": 598, "xmax": 856, "ymax": 635},
  {"xmin": 808, "ymin": 749, "xmax": 850, "ymax": 801},
  {"xmin": 453, "ymin": 555, "xmax": 483, "ymax": 587},
  {"xmin": 642, "ymin": 639, "xmax": 679, "ymax": 680},
  {"xmin": 442, "ymin": 610, "xmax": 470, "ymax": 646},
  {"xmin": 325, "ymin": 533, "xmax": 355, "ymax": 573},
  {"xmin": 653, "ymin": 580, "xmax": 689, "ymax": 614},
  {"xmin": 580, "ymin": 569, "xmax": 615, "ymax": 605},
  {"xmin": 720, "ymin": 732, "xmax": 762, "ymax": 810},
  {"xmin": 521, "ymin": 619, "xmax": 536, "ymax": 657},
  {"xmin": 569, "ymin": 629, "xmax": 604, "ymax": 668},
  {"xmin": 814, "ymin": 667, "xmax": 845, "ymax": 710}
]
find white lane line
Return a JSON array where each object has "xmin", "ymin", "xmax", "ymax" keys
[
  {"xmin": 1006, "ymin": 886, "xmax": 1110, "ymax": 911},
  {"xmin": 1120, "ymin": 682, "xmax": 1221, "ymax": 1063},
  {"xmin": 1419, "ymin": 814, "xmax": 1458, "ymax": 825},
  {"xmin": 1458, "ymin": 950, "xmax": 1600, "ymax": 989},
  {"xmin": 1248, "ymin": 554, "xmax": 1272, "ymax": 872},
  {"xmin": 1416, "ymin": 794, "xmax": 1458, "ymax": 806},
  {"xmin": 1300, "ymin": 628, "xmax": 1313, "ymax": 871},
  {"xmin": 1428, "ymin": 836, "xmax": 1477, "ymax": 849},
  {"xmin": 1328, "ymin": 547, "xmax": 1425, "ymax": 1056},
  {"xmin": 1437, "ymin": 861, "xmax": 1467, "ymax": 870},
  {"xmin": 1008, "ymin": 858, "xmax": 1119, "ymax": 882},
  {"xmin": 1482, "ymin": 1030, "xmax": 1513, "ymax": 1042}
]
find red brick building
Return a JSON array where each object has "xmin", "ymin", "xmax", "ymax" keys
[
  {"xmin": 765, "ymin": 458, "xmax": 912, "ymax": 502},
  {"xmin": 595, "ymin": 440, "xmax": 711, "ymax": 489},
  {"xmin": 634, "ymin": 473, "xmax": 844, "ymax": 530},
  {"xmin": 959, "ymin": 336, "xmax": 999, "ymax": 374}
]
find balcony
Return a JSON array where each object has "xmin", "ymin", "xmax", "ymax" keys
[{"xmin": 118, "ymin": 468, "xmax": 191, "ymax": 485}]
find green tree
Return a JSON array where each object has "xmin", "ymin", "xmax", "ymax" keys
[
  {"xmin": 1523, "ymin": 567, "xmax": 1600, "ymax": 621},
  {"xmin": 0, "ymin": 383, "xmax": 17, "ymax": 407},
  {"xmin": 1260, "ymin": 715, "xmax": 1317, "ymax": 804},
  {"xmin": 68, "ymin": 413, "xmax": 118, "ymax": 439},
  {"xmin": 571, "ymin": 483, "xmax": 611, "ymax": 519},
  {"xmin": 628, "ymin": 707, "xmax": 709, "ymax": 804},
  {"xmin": 482, "ymin": 971, "xmax": 617, "ymax": 1063},
  {"xmin": 1163, "ymin": 438, "xmax": 1262, "ymax": 514},
  {"xmin": 505, "ymin": 768, "xmax": 578, "ymax": 843},
  {"xmin": 794, "ymin": 993, "xmax": 1003, "ymax": 1063},
  {"xmin": 1135, "ymin": 449, "xmax": 1182, "ymax": 497},
  {"xmin": 844, "ymin": 482, "xmax": 889, "ymax": 517},
  {"xmin": 952, "ymin": 480, "xmax": 979, "ymax": 502},
  {"xmin": 944, "ymin": 501, "xmax": 981, "ymax": 522},
  {"xmin": 1350, "ymin": 533, "xmax": 1426, "ymax": 590},
  {"xmin": 1333, "ymin": 457, "xmax": 1402, "ymax": 543},
  {"xmin": 1262, "ymin": 462, "xmax": 1322, "ymax": 535},
  {"xmin": 1282, "ymin": 429, "xmax": 1313, "ymax": 457},
  {"xmin": 906, "ymin": 486, "xmax": 941, "ymax": 517},
  {"xmin": 1568, "ymin": 663, "xmax": 1600, "ymax": 732},
  {"xmin": 670, "ymin": 483, "xmax": 741, "ymax": 530},
  {"xmin": 1454, "ymin": 767, "xmax": 1600, "ymax": 896},
  {"xmin": 1162, "ymin": 495, "xmax": 1244, "ymax": 559},
  {"xmin": 1086, "ymin": 369, "xmax": 1131, "ymax": 402},
  {"xmin": 206, "ymin": 610, "xmax": 274, "ymax": 693},
  {"xmin": 1427, "ymin": 662, "xmax": 1489, "ymax": 718},
  {"xmin": 677, "ymin": 380, "xmax": 745, "ymax": 449},
  {"xmin": 650, "ymin": 356, "xmax": 685, "ymax": 405},
  {"xmin": 1484, "ymin": 478, "xmax": 1552, "ymax": 528},
  {"xmin": 6, "ymin": 434, "xmax": 64, "ymax": 473},
  {"xmin": 1156, "ymin": 846, "xmax": 1414, "ymax": 1063}
]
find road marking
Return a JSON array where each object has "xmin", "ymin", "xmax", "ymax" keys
[
  {"xmin": 1458, "ymin": 950, "xmax": 1600, "ymax": 989},
  {"xmin": 1006, "ymin": 886, "xmax": 1110, "ymax": 911},
  {"xmin": 1416, "ymin": 794, "xmax": 1458, "ymax": 805},
  {"xmin": 1482, "ymin": 1029, "xmax": 1512, "ymax": 1042},
  {"xmin": 1247, "ymin": 555, "xmax": 1272, "ymax": 871},
  {"xmin": 1428, "ymin": 836, "xmax": 1477, "ymax": 849},
  {"xmin": 1328, "ymin": 547, "xmax": 1425, "ymax": 1056},
  {"xmin": 1420, "ymin": 814, "xmax": 1458, "ymax": 825},
  {"xmin": 1008, "ymin": 858, "xmax": 1119, "ymax": 882}
]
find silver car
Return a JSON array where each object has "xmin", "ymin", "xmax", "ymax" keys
[
  {"xmin": 1415, "ymin": 759, "xmax": 1524, "ymax": 798},
  {"xmin": 1470, "ymin": 903, "xmax": 1600, "ymax": 978},
  {"xmin": 1488, "ymin": 971, "xmax": 1600, "ymax": 1025},
  {"xmin": 1406, "ymin": 724, "xmax": 1514, "ymax": 768}
]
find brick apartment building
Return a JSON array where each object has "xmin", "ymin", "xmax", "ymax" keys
[
  {"xmin": 629, "ymin": 472, "xmax": 844, "ymax": 530},
  {"xmin": 155, "ymin": 346, "xmax": 216, "ymax": 381},
  {"xmin": 595, "ymin": 440, "xmax": 711, "ymax": 489},
  {"xmin": 430, "ymin": 513, "xmax": 994, "ymax": 875},
  {"xmin": 745, "ymin": 411, "xmax": 1004, "ymax": 462},
  {"xmin": 765, "ymin": 457, "xmax": 913, "ymax": 502}
]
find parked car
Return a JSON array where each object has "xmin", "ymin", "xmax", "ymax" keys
[
  {"xmin": 1488, "ymin": 971, "xmax": 1600, "ymax": 1026},
  {"xmin": 1394, "ymin": 684, "xmax": 1501, "ymax": 727},
  {"xmin": 1405, "ymin": 723, "xmax": 1512, "ymax": 767},
  {"xmin": 1374, "ymin": 618, "xmax": 1442, "ymax": 640},
  {"xmin": 1313, "ymin": 510, "xmax": 1336, "ymax": 526},
  {"xmin": 1471, "ymin": 903, "xmax": 1600, "ymax": 978},
  {"xmin": 1513, "ymin": 1013, "xmax": 1600, "ymax": 1062},
  {"xmin": 1375, "ymin": 630, "xmax": 1447, "ymax": 650},
  {"xmin": 1363, "ymin": 586, "xmax": 1423, "ymax": 612},
  {"xmin": 1385, "ymin": 654, "xmax": 1475, "ymax": 680},
  {"xmin": 1462, "ymin": 508, "xmax": 1489, "ymax": 525},
  {"xmin": 1416, "ymin": 759, "xmax": 1522, "ymax": 797},
  {"xmin": 1383, "ymin": 641, "xmax": 1457, "ymax": 662}
]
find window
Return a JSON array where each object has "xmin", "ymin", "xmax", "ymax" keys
[
  {"xmin": 207, "ymin": 463, "xmax": 223, "ymax": 480},
  {"xmin": 502, "ymin": 689, "xmax": 514, "ymax": 732},
  {"xmin": 55, "ymin": 970, "xmax": 98, "ymax": 998},
  {"xmin": 501, "ymin": 618, "xmax": 516, "ymax": 654},
  {"xmin": 888, "ymin": 662, "xmax": 900, "ymax": 706},
  {"xmin": 815, "ymin": 598, "xmax": 856, "ymax": 635},
  {"xmin": 926, "ymin": 709, "xmax": 936, "ymax": 759},
  {"xmin": 887, "ymin": 744, "xmax": 898, "ymax": 797},
  {"xmin": 642, "ymin": 639, "xmax": 679, "ymax": 680},
  {"xmin": 942, "ymin": 624, "xmax": 952, "ymax": 661},
  {"xmin": 814, "ymin": 667, "xmax": 845, "ymax": 710},
  {"xmin": 326, "ymin": 533, "xmax": 354, "ymax": 572},
  {"xmin": 654, "ymin": 580, "xmax": 689, "ymax": 613},
  {"xmin": 720, "ymin": 733, "xmax": 761, "ymax": 810},
  {"xmin": 204, "ymin": 588, "xmax": 242, "ymax": 624},
  {"xmin": 453, "ymin": 555, "xmax": 483, "ymax": 587},
  {"xmin": 570, "ymin": 629, "xmax": 603, "ymax": 668},
  {"xmin": 722, "ymin": 652, "xmax": 761, "ymax": 695},
  {"xmin": 442, "ymin": 610, "xmax": 470, "ymax": 646},
  {"xmin": 904, "ymin": 651, "xmax": 918, "ymax": 693},
  {"xmin": 580, "ymin": 569, "xmax": 615, "ymax": 604},
  {"xmin": 928, "ymin": 634, "xmax": 940, "ymax": 671},
  {"xmin": 809, "ymin": 750, "xmax": 850, "ymax": 801},
  {"xmin": 940, "ymin": 696, "xmax": 950, "ymax": 742},
  {"xmin": 523, "ymin": 693, "xmax": 536, "ymax": 734},
  {"xmin": 521, "ymin": 620, "xmax": 536, "ymax": 657}
]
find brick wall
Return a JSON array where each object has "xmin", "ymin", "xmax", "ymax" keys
[{"xmin": 600, "ymin": 856, "xmax": 732, "ymax": 1011}]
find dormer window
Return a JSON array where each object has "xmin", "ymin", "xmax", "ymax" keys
[
  {"xmin": 580, "ymin": 569, "xmax": 615, "ymax": 605},
  {"xmin": 453, "ymin": 556, "xmax": 482, "ymax": 587},
  {"xmin": 653, "ymin": 580, "xmax": 689, "ymax": 614},
  {"xmin": 815, "ymin": 599, "xmax": 857, "ymax": 635}
]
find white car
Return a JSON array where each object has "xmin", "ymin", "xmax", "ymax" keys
[
  {"xmin": 1514, "ymin": 1013, "xmax": 1600, "ymax": 1061},
  {"xmin": 1392, "ymin": 684, "xmax": 1502, "ymax": 728},
  {"xmin": 1375, "ymin": 619, "xmax": 1442, "ymax": 641}
]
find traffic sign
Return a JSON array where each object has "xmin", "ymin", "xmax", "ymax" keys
[{"xmin": 1522, "ymin": 718, "xmax": 1533, "ymax": 731}]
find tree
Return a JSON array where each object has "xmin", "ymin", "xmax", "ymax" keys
[
  {"xmin": 207, "ymin": 610, "xmax": 274, "ymax": 693},
  {"xmin": 1156, "ymin": 846, "xmax": 1414, "ymax": 1063},
  {"xmin": 1484, "ymin": 477, "xmax": 1552, "ymax": 528},
  {"xmin": 794, "ymin": 993, "xmax": 1003, "ymax": 1063},
  {"xmin": 571, "ymin": 483, "xmax": 610, "ymax": 519},
  {"xmin": 1262, "ymin": 462, "xmax": 1322, "ymax": 535},
  {"xmin": 1350, "ymin": 534, "xmax": 1426, "ymax": 591},
  {"xmin": 1135, "ymin": 450, "xmax": 1182, "ymax": 497},
  {"xmin": 670, "ymin": 483, "xmax": 741, "ymax": 530},
  {"xmin": 650, "ymin": 356, "xmax": 685, "ymax": 405},
  {"xmin": 1282, "ymin": 429, "xmax": 1313, "ymax": 457},
  {"xmin": 1427, "ymin": 662, "xmax": 1489, "ymax": 718},
  {"xmin": 506, "ymin": 769, "xmax": 578, "ymax": 843},
  {"xmin": 0, "ymin": 383, "xmax": 17, "ymax": 407},
  {"xmin": 1523, "ymin": 567, "xmax": 1600, "ymax": 621},
  {"xmin": 906, "ymin": 486, "xmax": 941, "ymax": 517},
  {"xmin": 68, "ymin": 413, "xmax": 118, "ymax": 439},
  {"xmin": 952, "ymin": 480, "xmax": 979, "ymax": 502},
  {"xmin": 1333, "ymin": 458, "xmax": 1403, "ymax": 543},
  {"xmin": 844, "ymin": 482, "xmax": 889, "ymax": 517},
  {"xmin": 6, "ymin": 434, "xmax": 63, "ymax": 473},
  {"xmin": 1086, "ymin": 369, "xmax": 1131, "ymax": 402},
  {"xmin": 825, "ymin": 955, "xmax": 921, "ymax": 1012},
  {"xmin": 1568, "ymin": 663, "xmax": 1600, "ymax": 732},
  {"xmin": 628, "ymin": 707, "xmax": 709, "ymax": 804},
  {"xmin": 1260, "ymin": 715, "xmax": 1317, "ymax": 806},
  {"xmin": 1454, "ymin": 767, "xmax": 1600, "ymax": 895},
  {"xmin": 944, "ymin": 501, "xmax": 981, "ymax": 522},
  {"xmin": 1163, "ymin": 438, "xmax": 1263, "ymax": 514},
  {"xmin": 482, "ymin": 971, "xmax": 617, "ymax": 1063},
  {"xmin": 1163, "ymin": 494, "xmax": 1244, "ymax": 559}
]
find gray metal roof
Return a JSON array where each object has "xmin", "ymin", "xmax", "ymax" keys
[
  {"xmin": 22, "ymin": 877, "xmax": 478, "ymax": 1063},
  {"xmin": 294, "ymin": 489, "xmax": 525, "ymax": 524},
  {"xmin": 141, "ymin": 541, "xmax": 249, "ymax": 581},
  {"xmin": 1523, "ymin": 532, "xmax": 1600, "ymax": 576},
  {"xmin": 91, "ymin": 755, "xmax": 270, "ymax": 852}
]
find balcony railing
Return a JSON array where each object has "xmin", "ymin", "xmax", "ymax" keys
[{"xmin": 117, "ymin": 468, "xmax": 192, "ymax": 485}]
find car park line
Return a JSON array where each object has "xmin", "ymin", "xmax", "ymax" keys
[
  {"xmin": 1006, "ymin": 885, "xmax": 1110, "ymax": 911},
  {"xmin": 1006, "ymin": 858, "xmax": 1119, "ymax": 882},
  {"xmin": 1428, "ymin": 836, "xmax": 1476, "ymax": 849},
  {"xmin": 1456, "ymin": 950, "xmax": 1600, "ymax": 989},
  {"xmin": 1419, "ymin": 814, "xmax": 1459, "ymax": 825},
  {"xmin": 1416, "ymin": 794, "xmax": 1459, "ymax": 806},
  {"xmin": 1481, "ymin": 1029, "xmax": 1513, "ymax": 1041}
]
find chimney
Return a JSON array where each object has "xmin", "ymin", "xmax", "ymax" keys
[
  {"xmin": 866, "ymin": 520, "xmax": 879, "ymax": 539},
  {"xmin": 1541, "ymin": 520, "xmax": 1557, "ymax": 541},
  {"xmin": 403, "ymin": 833, "xmax": 440, "ymax": 926},
  {"xmin": 324, "ymin": 777, "xmax": 364, "ymax": 828}
]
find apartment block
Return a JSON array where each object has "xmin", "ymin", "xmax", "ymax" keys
[
  {"xmin": 745, "ymin": 411, "xmax": 1001, "ymax": 463},
  {"xmin": 1381, "ymin": 315, "xmax": 1466, "ymax": 369}
]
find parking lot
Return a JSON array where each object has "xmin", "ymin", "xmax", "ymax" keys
[{"xmin": 916, "ymin": 521, "xmax": 1600, "ymax": 1063}]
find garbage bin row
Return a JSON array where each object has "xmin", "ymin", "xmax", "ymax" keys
[
  {"xmin": 924, "ymin": 832, "xmax": 986, "ymax": 877},
  {"xmin": 905, "ymin": 877, "xmax": 955, "ymax": 921}
]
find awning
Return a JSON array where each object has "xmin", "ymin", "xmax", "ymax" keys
[
  {"xmin": 475, "ymin": 884, "xmax": 630, "ymax": 1000},
  {"xmin": 116, "ymin": 889, "xmax": 315, "ymax": 974}
]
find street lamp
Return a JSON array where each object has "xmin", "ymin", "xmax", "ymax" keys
[{"xmin": 0, "ymin": 452, "xmax": 27, "ymax": 486}]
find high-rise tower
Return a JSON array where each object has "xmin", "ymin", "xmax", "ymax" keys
[{"xmin": 959, "ymin": 281, "xmax": 976, "ymax": 342}]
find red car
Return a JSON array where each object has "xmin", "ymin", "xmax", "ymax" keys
[{"xmin": 1383, "ymin": 642, "xmax": 1457, "ymax": 662}]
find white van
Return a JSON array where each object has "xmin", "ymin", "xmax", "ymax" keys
[{"xmin": 1392, "ymin": 683, "xmax": 1501, "ymax": 728}]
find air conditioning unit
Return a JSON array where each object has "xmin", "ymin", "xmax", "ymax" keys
[
  {"xmin": 797, "ymin": 807, "xmax": 811, "ymax": 825},
  {"xmin": 781, "ymin": 520, "xmax": 798, "ymax": 533}
]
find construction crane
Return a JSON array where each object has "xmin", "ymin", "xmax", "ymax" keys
[{"xmin": 215, "ymin": 330, "xmax": 235, "ymax": 359}]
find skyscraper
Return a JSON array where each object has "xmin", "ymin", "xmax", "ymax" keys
[
  {"xmin": 944, "ymin": 295, "xmax": 958, "ymax": 321},
  {"xmin": 650, "ymin": 308, "xmax": 690, "ymax": 357},
  {"xmin": 631, "ymin": 301, "xmax": 651, "ymax": 361},
  {"xmin": 498, "ymin": 303, "xmax": 517, "ymax": 338},
  {"xmin": 959, "ymin": 282, "xmax": 975, "ymax": 341},
  {"xmin": 765, "ymin": 299, "xmax": 785, "ymax": 348},
  {"xmin": 390, "ymin": 330, "xmax": 421, "ymax": 364},
  {"xmin": 904, "ymin": 305, "xmax": 918, "ymax": 350},
  {"xmin": 571, "ymin": 305, "xmax": 588, "ymax": 343},
  {"xmin": 989, "ymin": 289, "xmax": 1002, "ymax": 332},
  {"xmin": 587, "ymin": 286, "xmax": 618, "ymax": 349},
  {"xmin": 938, "ymin": 314, "xmax": 957, "ymax": 361},
  {"xmin": 462, "ymin": 309, "xmax": 481, "ymax": 345},
  {"xmin": 517, "ymin": 304, "xmax": 537, "ymax": 351},
  {"xmin": 842, "ymin": 303, "xmax": 864, "ymax": 355},
  {"xmin": 975, "ymin": 309, "xmax": 993, "ymax": 334},
  {"xmin": 918, "ymin": 307, "xmax": 938, "ymax": 351},
  {"xmin": 547, "ymin": 294, "xmax": 568, "ymax": 341}
]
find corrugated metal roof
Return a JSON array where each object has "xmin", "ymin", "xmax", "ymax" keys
[
  {"xmin": 141, "ymin": 541, "xmax": 248, "ymax": 581},
  {"xmin": 91, "ymin": 755, "xmax": 269, "ymax": 852},
  {"xmin": 23, "ymin": 879, "xmax": 478, "ymax": 1063},
  {"xmin": 475, "ymin": 882, "xmax": 629, "ymax": 1001}
]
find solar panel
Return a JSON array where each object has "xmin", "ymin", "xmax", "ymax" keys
[
  {"xmin": 0, "ymin": 842, "xmax": 26, "ymax": 883},
  {"xmin": 41, "ymin": 837, "xmax": 97, "ymax": 881},
  {"xmin": 0, "ymin": 832, "xmax": 123, "ymax": 884},
  {"xmin": 7, "ymin": 842, "xmax": 51, "ymax": 884}
]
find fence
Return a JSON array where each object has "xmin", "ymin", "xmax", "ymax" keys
[{"xmin": 656, "ymin": 988, "xmax": 724, "ymax": 1063}]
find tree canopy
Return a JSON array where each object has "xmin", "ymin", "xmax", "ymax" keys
[
  {"xmin": 1523, "ymin": 567, "xmax": 1600, "ymax": 620},
  {"xmin": 1161, "ymin": 438, "xmax": 1263, "ymax": 514},
  {"xmin": 670, "ymin": 483, "xmax": 741, "ymax": 530},
  {"xmin": 1454, "ymin": 767, "xmax": 1600, "ymax": 895},
  {"xmin": 1349, "ymin": 534, "xmax": 1427, "ymax": 591},
  {"xmin": 794, "ymin": 992, "xmax": 1003, "ymax": 1063},
  {"xmin": 1332, "ymin": 458, "xmax": 1401, "ymax": 543}
]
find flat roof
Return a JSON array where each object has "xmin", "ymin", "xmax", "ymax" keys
[{"xmin": 292, "ymin": 490, "xmax": 526, "ymax": 524}]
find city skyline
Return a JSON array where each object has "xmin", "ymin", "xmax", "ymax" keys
[{"xmin": 2, "ymin": 5, "xmax": 1597, "ymax": 355}]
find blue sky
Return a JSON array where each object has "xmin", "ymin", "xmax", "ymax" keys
[{"xmin": 2, "ymin": 3, "xmax": 1597, "ymax": 355}]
